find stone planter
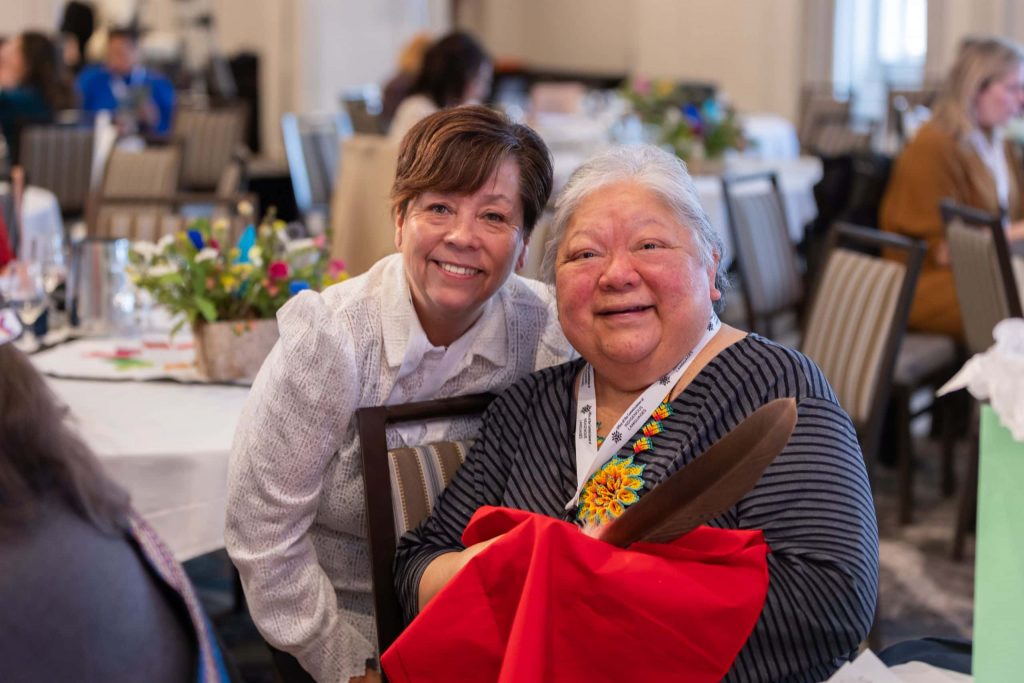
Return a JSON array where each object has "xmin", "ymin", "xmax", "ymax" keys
[
  {"xmin": 683, "ymin": 156, "xmax": 726, "ymax": 177},
  {"xmin": 193, "ymin": 319, "xmax": 279, "ymax": 382}
]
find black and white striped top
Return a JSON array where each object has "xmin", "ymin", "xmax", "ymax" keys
[{"xmin": 395, "ymin": 335, "xmax": 879, "ymax": 682}]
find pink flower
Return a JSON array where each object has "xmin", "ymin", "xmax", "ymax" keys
[
  {"xmin": 633, "ymin": 77, "xmax": 651, "ymax": 95},
  {"xmin": 209, "ymin": 238, "xmax": 221, "ymax": 249},
  {"xmin": 268, "ymin": 261, "xmax": 289, "ymax": 280},
  {"xmin": 313, "ymin": 234, "xmax": 326, "ymax": 249},
  {"xmin": 328, "ymin": 258, "xmax": 346, "ymax": 278}
]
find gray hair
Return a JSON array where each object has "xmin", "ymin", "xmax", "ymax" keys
[{"xmin": 541, "ymin": 144, "xmax": 729, "ymax": 312}]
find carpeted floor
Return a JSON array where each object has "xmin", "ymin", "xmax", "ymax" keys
[{"xmin": 186, "ymin": 432, "xmax": 976, "ymax": 682}]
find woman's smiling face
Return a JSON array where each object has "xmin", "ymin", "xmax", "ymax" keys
[
  {"xmin": 554, "ymin": 181, "xmax": 720, "ymax": 385},
  {"xmin": 395, "ymin": 157, "xmax": 527, "ymax": 346}
]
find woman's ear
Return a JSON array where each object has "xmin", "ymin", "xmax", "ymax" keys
[
  {"xmin": 708, "ymin": 251, "xmax": 722, "ymax": 301},
  {"xmin": 516, "ymin": 234, "xmax": 530, "ymax": 271},
  {"xmin": 394, "ymin": 211, "xmax": 405, "ymax": 250}
]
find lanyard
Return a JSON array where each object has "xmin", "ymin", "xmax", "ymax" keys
[
  {"xmin": 109, "ymin": 66, "xmax": 145, "ymax": 104},
  {"xmin": 566, "ymin": 313, "xmax": 721, "ymax": 509}
]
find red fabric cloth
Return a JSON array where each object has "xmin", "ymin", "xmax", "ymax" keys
[
  {"xmin": 0, "ymin": 212, "xmax": 12, "ymax": 270},
  {"xmin": 383, "ymin": 506, "xmax": 769, "ymax": 683}
]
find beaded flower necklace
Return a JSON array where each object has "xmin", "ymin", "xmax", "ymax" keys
[{"xmin": 579, "ymin": 396, "xmax": 675, "ymax": 527}]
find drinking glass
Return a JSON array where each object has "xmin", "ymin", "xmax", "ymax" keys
[{"xmin": 0, "ymin": 261, "xmax": 47, "ymax": 351}]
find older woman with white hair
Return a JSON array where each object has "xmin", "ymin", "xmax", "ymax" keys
[{"xmin": 394, "ymin": 144, "xmax": 878, "ymax": 682}]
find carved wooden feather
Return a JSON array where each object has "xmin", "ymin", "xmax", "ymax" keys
[{"xmin": 598, "ymin": 397, "xmax": 797, "ymax": 548}]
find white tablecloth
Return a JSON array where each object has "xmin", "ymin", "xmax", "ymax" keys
[
  {"xmin": 47, "ymin": 377, "xmax": 249, "ymax": 561},
  {"xmin": 740, "ymin": 113, "xmax": 801, "ymax": 161},
  {"xmin": 0, "ymin": 182, "xmax": 64, "ymax": 257}
]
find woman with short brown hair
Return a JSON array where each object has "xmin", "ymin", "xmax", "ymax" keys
[{"xmin": 226, "ymin": 105, "xmax": 573, "ymax": 683}]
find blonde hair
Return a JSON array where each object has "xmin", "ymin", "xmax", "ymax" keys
[
  {"xmin": 397, "ymin": 33, "xmax": 431, "ymax": 74},
  {"xmin": 932, "ymin": 36, "xmax": 1024, "ymax": 138}
]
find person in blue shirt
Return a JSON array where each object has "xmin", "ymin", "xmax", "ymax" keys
[{"xmin": 76, "ymin": 27, "xmax": 175, "ymax": 135}]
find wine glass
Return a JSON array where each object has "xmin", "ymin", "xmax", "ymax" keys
[
  {"xmin": 0, "ymin": 261, "xmax": 47, "ymax": 351},
  {"xmin": 36, "ymin": 231, "xmax": 68, "ymax": 333}
]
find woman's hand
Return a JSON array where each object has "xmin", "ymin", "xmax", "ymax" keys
[
  {"xmin": 417, "ymin": 535, "xmax": 503, "ymax": 611},
  {"xmin": 349, "ymin": 668, "xmax": 382, "ymax": 683}
]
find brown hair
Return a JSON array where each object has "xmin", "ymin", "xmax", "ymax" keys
[
  {"xmin": 18, "ymin": 31, "xmax": 75, "ymax": 111},
  {"xmin": 390, "ymin": 105, "xmax": 553, "ymax": 236},
  {"xmin": 0, "ymin": 343, "xmax": 129, "ymax": 533}
]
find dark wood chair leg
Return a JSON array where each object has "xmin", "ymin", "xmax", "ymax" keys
[
  {"xmin": 941, "ymin": 423, "xmax": 958, "ymax": 498},
  {"xmin": 952, "ymin": 439, "xmax": 979, "ymax": 562},
  {"xmin": 894, "ymin": 386, "xmax": 914, "ymax": 525}
]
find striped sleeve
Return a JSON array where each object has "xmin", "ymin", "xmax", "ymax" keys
[{"xmin": 712, "ymin": 342, "xmax": 878, "ymax": 682}]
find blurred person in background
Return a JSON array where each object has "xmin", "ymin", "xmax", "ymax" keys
[
  {"xmin": 380, "ymin": 32, "xmax": 431, "ymax": 130},
  {"xmin": 881, "ymin": 36, "xmax": 1024, "ymax": 340},
  {"xmin": 388, "ymin": 31, "xmax": 492, "ymax": 140},
  {"xmin": 59, "ymin": 1, "xmax": 96, "ymax": 76},
  {"xmin": 0, "ymin": 32, "xmax": 74, "ymax": 161},
  {"xmin": 76, "ymin": 26, "xmax": 175, "ymax": 135},
  {"xmin": 0, "ymin": 305, "xmax": 230, "ymax": 683}
]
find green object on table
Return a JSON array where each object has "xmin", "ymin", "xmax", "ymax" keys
[{"xmin": 974, "ymin": 405, "xmax": 1024, "ymax": 682}]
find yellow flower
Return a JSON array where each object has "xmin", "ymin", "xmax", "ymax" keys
[
  {"xmin": 577, "ymin": 455, "xmax": 646, "ymax": 527},
  {"xmin": 220, "ymin": 273, "xmax": 239, "ymax": 290},
  {"xmin": 653, "ymin": 79, "xmax": 674, "ymax": 98}
]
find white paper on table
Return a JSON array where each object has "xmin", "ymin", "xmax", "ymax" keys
[
  {"xmin": 824, "ymin": 650, "xmax": 904, "ymax": 683},
  {"xmin": 889, "ymin": 662, "xmax": 972, "ymax": 683}
]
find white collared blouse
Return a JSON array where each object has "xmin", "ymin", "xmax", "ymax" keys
[{"xmin": 225, "ymin": 253, "xmax": 573, "ymax": 682}]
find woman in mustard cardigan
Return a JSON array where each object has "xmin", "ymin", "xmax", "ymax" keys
[{"xmin": 881, "ymin": 37, "xmax": 1024, "ymax": 339}]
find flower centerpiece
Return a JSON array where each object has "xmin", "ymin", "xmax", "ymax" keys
[
  {"xmin": 129, "ymin": 206, "xmax": 348, "ymax": 381},
  {"xmin": 621, "ymin": 78, "xmax": 746, "ymax": 172}
]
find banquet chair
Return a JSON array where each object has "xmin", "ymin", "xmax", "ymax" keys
[
  {"xmin": 329, "ymin": 135, "xmax": 401, "ymax": 275},
  {"xmin": 341, "ymin": 88, "xmax": 386, "ymax": 135},
  {"xmin": 721, "ymin": 171, "xmax": 803, "ymax": 341},
  {"xmin": 800, "ymin": 223, "xmax": 924, "ymax": 473},
  {"xmin": 281, "ymin": 111, "xmax": 353, "ymax": 222},
  {"xmin": 357, "ymin": 392, "xmax": 496, "ymax": 672},
  {"xmin": 886, "ymin": 84, "xmax": 938, "ymax": 146},
  {"xmin": 88, "ymin": 146, "xmax": 183, "ymax": 238},
  {"xmin": 797, "ymin": 85, "xmax": 852, "ymax": 153},
  {"xmin": 173, "ymin": 105, "xmax": 248, "ymax": 192},
  {"xmin": 942, "ymin": 200, "xmax": 1023, "ymax": 560},
  {"xmin": 18, "ymin": 123, "xmax": 95, "ymax": 217}
]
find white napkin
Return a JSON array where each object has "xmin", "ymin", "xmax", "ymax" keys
[
  {"xmin": 825, "ymin": 650, "xmax": 973, "ymax": 683},
  {"xmin": 938, "ymin": 318, "xmax": 1024, "ymax": 441}
]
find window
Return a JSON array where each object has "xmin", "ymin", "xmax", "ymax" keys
[{"xmin": 833, "ymin": 0, "xmax": 928, "ymax": 122}]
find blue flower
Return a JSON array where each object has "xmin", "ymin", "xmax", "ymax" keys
[
  {"xmin": 289, "ymin": 280, "xmax": 310, "ymax": 295},
  {"xmin": 187, "ymin": 229, "xmax": 204, "ymax": 250},
  {"xmin": 701, "ymin": 98, "xmax": 722, "ymax": 124},
  {"xmin": 235, "ymin": 225, "xmax": 256, "ymax": 263}
]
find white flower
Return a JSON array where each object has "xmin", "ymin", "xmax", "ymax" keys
[
  {"xmin": 248, "ymin": 247, "xmax": 264, "ymax": 266},
  {"xmin": 157, "ymin": 233, "xmax": 175, "ymax": 250},
  {"xmin": 195, "ymin": 248, "xmax": 219, "ymax": 263},
  {"xmin": 147, "ymin": 263, "xmax": 178, "ymax": 278},
  {"xmin": 237, "ymin": 200, "xmax": 254, "ymax": 216},
  {"xmin": 133, "ymin": 240, "xmax": 161, "ymax": 262},
  {"xmin": 285, "ymin": 237, "xmax": 315, "ymax": 253}
]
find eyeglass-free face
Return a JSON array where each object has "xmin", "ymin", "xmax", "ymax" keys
[{"xmin": 395, "ymin": 158, "xmax": 527, "ymax": 346}]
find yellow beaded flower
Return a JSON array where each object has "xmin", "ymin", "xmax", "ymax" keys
[{"xmin": 577, "ymin": 455, "xmax": 646, "ymax": 527}]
